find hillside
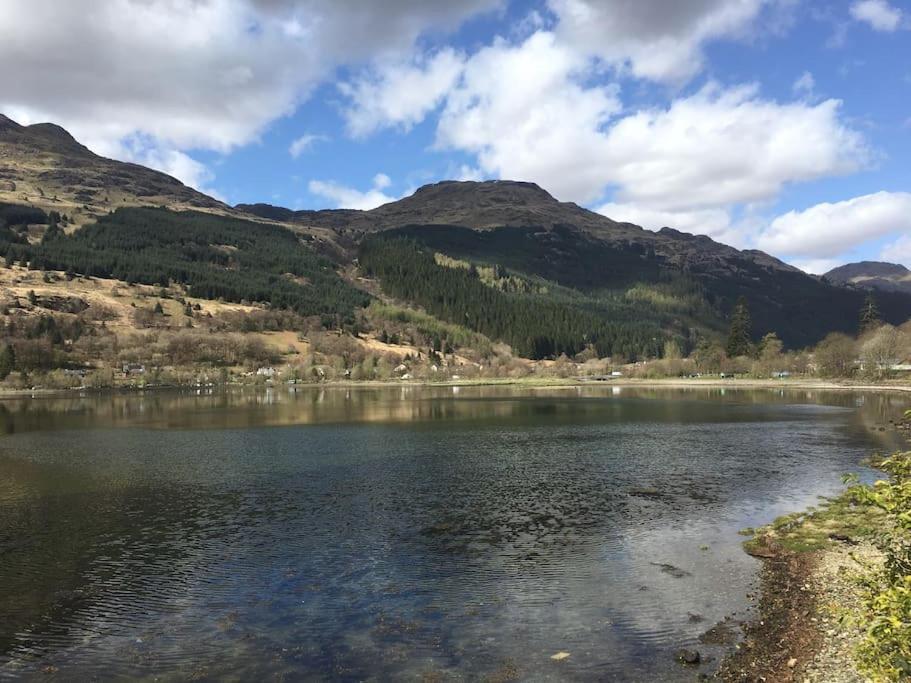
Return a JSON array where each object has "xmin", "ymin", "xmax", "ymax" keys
[
  {"xmin": 825, "ymin": 261, "xmax": 911, "ymax": 295},
  {"xmin": 242, "ymin": 181, "xmax": 911, "ymax": 351},
  {"xmin": 0, "ymin": 114, "xmax": 224, "ymax": 226},
  {"xmin": 2, "ymin": 114, "xmax": 911, "ymax": 367}
]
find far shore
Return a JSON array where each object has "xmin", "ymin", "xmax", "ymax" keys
[{"xmin": 1, "ymin": 374, "xmax": 910, "ymax": 400}]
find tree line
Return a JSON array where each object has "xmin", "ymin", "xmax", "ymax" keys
[
  {"xmin": 359, "ymin": 235, "xmax": 667, "ymax": 360},
  {"xmin": 0, "ymin": 207, "xmax": 370, "ymax": 322}
]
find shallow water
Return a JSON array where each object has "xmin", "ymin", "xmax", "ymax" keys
[{"xmin": 0, "ymin": 386, "xmax": 907, "ymax": 681}]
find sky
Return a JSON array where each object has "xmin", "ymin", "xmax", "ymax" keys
[{"xmin": 1, "ymin": 0, "xmax": 909, "ymax": 273}]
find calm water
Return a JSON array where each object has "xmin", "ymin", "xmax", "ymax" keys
[{"xmin": 0, "ymin": 385, "xmax": 907, "ymax": 681}]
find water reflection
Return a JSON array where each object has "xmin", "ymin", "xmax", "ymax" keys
[{"xmin": 0, "ymin": 386, "xmax": 907, "ymax": 681}]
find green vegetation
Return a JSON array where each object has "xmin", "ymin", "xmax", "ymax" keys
[
  {"xmin": 861, "ymin": 294, "xmax": 883, "ymax": 333},
  {"xmin": 740, "ymin": 411, "xmax": 911, "ymax": 681},
  {"xmin": 850, "ymin": 432, "xmax": 911, "ymax": 681},
  {"xmin": 725, "ymin": 296, "xmax": 753, "ymax": 357},
  {"xmin": 360, "ymin": 235, "xmax": 666, "ymax": 360},
  {"xmin": 367, "ymin": 301, "xmax": 493, "ymax": 355},
  {"xmin": 0, "ymin": 207, "xmax": 369, "ymax": 321}
]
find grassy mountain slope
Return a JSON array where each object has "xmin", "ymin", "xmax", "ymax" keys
[
  {"xmin": 1, "ymin": 205, "xmax": 369, "ymax": 323},
  {"xmin": 0, "ymin": 114, "xmax": 223, "ymax": 227},
  {"xmin": 825, "ymin": 261, "xmax": 911, "ymax": 295},
  {"xmin": 253, "ymin": 181, "xmax": 911, "ymax": 352},
  {"xmin": 2, "ymin": 114, "xmax": 910, "ymax": 363}
]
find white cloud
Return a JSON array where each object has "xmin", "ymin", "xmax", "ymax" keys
[
  {"xmin": 94, "ymin": 134, "xmax": 225, "ymax": 201},
  {"xmin": 289, "ymin": 133, "xmax": 327, "ymax": 158},
  {"xmin": 547, "ymin": 0, "xmax": 772, "ymax": 84},
  {"xmin": 791, "ymin": 258, "xmax": 845, "ymax": 275},
  {"xmin": 792, "ymin": 71, "xmax": 815, "ymax": 95},
  {"xmin": 601, "ymin": 84, "xmax": 869, "ymax": 213},
  {"xmin": 596, "ymin": 202, "xmax": 733, "ymax": 237},
  {"xmin": 308, "ymin": 173, "xmax": 398, "ymax": 210},
  {"xmin": 345, "ymin": 28, "xmax": 869, "ymax": 234},
  {"xmin": 759, "ymin": 191, "xmax": 911, "ymax": 258},
  {"xmin": 850, "ymin": 0, "xmax": 904, "ymax": 31},
  {"xmin": 0, "ymin": 0, "xmax": 499, "ymax": 187},
  {"xmin": 880, "ymin": 235, "xmax": 911, "ymax": 267},
  {"xmin": 340, "ymin": 48, "xmax": 465, "ymax": 137},
  {"xmin": 435, "ymin": 31, "xmax": 621, "ymax": 203}
]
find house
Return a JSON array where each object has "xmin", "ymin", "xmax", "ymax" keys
[
  {"xmin": 256, "ymin": 366, "xmax": 277, "ymax": 378},
  {"xmin": 610, "ymin": 370, "xmax": 623, "ymax": 378},
  {"xmin": 772, "ymin": 371, "xmax": 791, "ymax": 379},
  {"xmin": 122, "ymin": 362, "xmax": 145, "ymax": 376}
]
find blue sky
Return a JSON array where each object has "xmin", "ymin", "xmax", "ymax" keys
[{"xmin": 1, "ymin": 0, "xmax": 909, "ymax": 272}]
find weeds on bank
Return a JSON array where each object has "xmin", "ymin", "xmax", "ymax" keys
[
  {"xmin": 739, "ymin": 409, "xmax": 911, "ymax": 680},
  {"xmin": 848, "ymin": 412, "xmax": 911, "ymax": 681}
]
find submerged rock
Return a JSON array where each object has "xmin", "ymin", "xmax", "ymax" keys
[
  {"xmin": 651, "ymin": 562, "xmax": 692, "ymax": 578},
  {"xmin": 675, "ymin": 648, "xmax": 701, "ymax": 665}
]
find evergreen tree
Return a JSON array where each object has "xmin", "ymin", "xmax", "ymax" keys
[
  {"xmin": 725, "ymin": 296, "xmax": 753, "ymax": 357},
  {"xmin": 0, "ymin": 344, "xmax": 15, "ymax": 380},
  {"xmin": 859, "ymin": 294, "xmax": 882, "ymax": 333}
]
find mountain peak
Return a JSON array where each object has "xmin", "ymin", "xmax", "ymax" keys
[
  {"xmin": 0, "ymin": 111, "xmax": 223, "ymax": 218},
  {"xmin": 825, "ymin": 261, "xmax": 911, "ymax": 295},
  {"xmin": 410, "ymin": 179, "xmax": 556, "ymax": 204},
  {"xmin": 0, "ymin": 113, "xmax": 20, "ymax": 129}
]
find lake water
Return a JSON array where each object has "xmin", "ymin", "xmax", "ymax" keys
[{"xmin": 0, "ymin": 385, "xmax": 907, "ymax": 681}]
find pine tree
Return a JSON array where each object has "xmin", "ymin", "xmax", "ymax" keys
[
  {"xmin": 726, "ymin": 296, "xmax": 753, "ymax": 357},
  {"xmin": 0, "ymin": 344, "xmax": 15, "ymax": 380},
  {"xmin": 859, "ymin": 294, "xmax": 882, "ymax": 333}
]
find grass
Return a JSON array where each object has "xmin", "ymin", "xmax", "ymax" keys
[{"xmin": 742, "ymin": 493, "xmax": 885, "ymax": 555}]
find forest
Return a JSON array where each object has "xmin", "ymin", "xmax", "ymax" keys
[
  {"xmin": 0, "ymin": 207, "xmax": 370, "ymax": 322},
  {"xmin": 359, "ymin": 235, "xmax": 668, "ymax": 359}
]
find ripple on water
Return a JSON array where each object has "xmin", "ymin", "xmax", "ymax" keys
[{"xmin": 0, "ymin": 387, "xmax": 902, "ymax": 681}]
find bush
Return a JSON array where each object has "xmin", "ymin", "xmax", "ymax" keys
[{"xmin": 851, "ymin": 411, "xmax": 911, "ymax": 680}]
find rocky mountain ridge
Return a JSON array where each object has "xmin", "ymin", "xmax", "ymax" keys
[{"xmin": 0, "ymin": 113, "xmax": 223, "ymax": 226}]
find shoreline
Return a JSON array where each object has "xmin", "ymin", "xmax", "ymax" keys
[
  {"xmin": 719, "ymin": 420, "xmax": 909, "ymax": 682},
  {"xmin": 1, "ymin": 375, "xmax": 909, "ymax": 401}
]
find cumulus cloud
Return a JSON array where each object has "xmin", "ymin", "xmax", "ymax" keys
[
  {"xmin": 289, "ymin": 133, "xmax": 327, "ymax": 158},
  {"xmin": 0, "ymin": 0, "xmax": 499, "ymax": 189},
  {"xmin": 850, "ymin": 0, "xmax": 904, "ymax": 31},
  {"xmin": 308, "ymin": 173, "xmax": 398, "ymax": 210},
  {"xmin": 547, "ymin": 0, "xmax": 772, "ymax": 84},
  {"xmin": 435, "ymin": 31, "xmax": 621, "ymax": 203},
  {"xmin": 880, "ymin": 235, "xmax": 911, "ymax": 267},
  {"xmin": 596, "ymin": 202, "xmax": 733, "ymax": 237},
  {"xmin": 791, "ymin": 258, "xmax": 847, "ymax": 275},
  {"xmin": 341, "ymin": 23, "xmax": 868, "ymax": 231},
  {"xmin": 341, "ymin": 49, "xmax": 465, "ymax": 137},
  {"xmin": 758, "ymin": 191, "xmax": 911, "ymax": 258},
  {"xmin": 601, "ymin": 84, "xmax": 868, "ymax": 213},
  {"xmin": 792, "ymin": 71, "xmax": 816, "ymax": 96}
]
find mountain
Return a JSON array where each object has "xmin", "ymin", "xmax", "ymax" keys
[
  {"xmin": 0, "ymin": 113, "xmax": 223, "ymax": 226},
  {"xmin": 240, "ymin": 181, "xmax": 911, "ymax": 350},
  {"xmin": 825, "ymin": 261, "xmax": 911, "ymax": 295},
  {"xmin": 3, "ymin": 113, "xmax": 911, "ymax": 360}
]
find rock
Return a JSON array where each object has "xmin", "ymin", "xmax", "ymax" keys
[
  {"xmin": 651, "ymin": 562, "xmax": 692, "ymax": 578},
  {"xmin": 550, "ymin": 651, "xmax": 570, "ymax": 661},
  {"xmin": 787, "ymin": 657, "xmax": 797, "ymax": 668},
  {"xmin": 675, "ymin": 648, "xmax": 701, "ymax": 665},
  {"xmin": 0, "ymin": 180, "xmax": 15, "ymax": 192}
]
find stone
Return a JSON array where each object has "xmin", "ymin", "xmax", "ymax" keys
[{"xmin": 675, "ymin": 648, "xmax": 701, "ymax": 665}]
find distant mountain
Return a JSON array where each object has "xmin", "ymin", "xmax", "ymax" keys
[
  {"xmin": 2, "ymin": 113, "xmax": 910, "ymax": 358},
  {"xmin": 0, "ymin": 113, "xmax": 223, "ymax": 226},
  {"xmin": 825, "ymin": 261, "xmax": 911, "ymax": 295},
  {"xmin": 239, "ymin": 181, "xmax": 911, "ymax": 349}
]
